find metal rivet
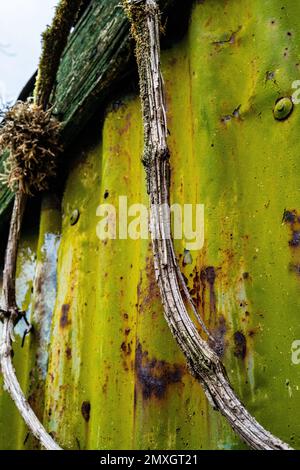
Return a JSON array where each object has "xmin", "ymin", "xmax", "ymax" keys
[
  {"xmin": 70, "ymin": 209, "xmax": 80, "ymax": 226},
  {"xmin": 273, "ymin": 97, "xmax": 293, "ymax": 120}
]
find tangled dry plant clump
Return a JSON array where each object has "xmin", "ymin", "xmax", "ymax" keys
[{"xmin": 0, "ymin": 101, "xmax": 62, "ymax": 195}]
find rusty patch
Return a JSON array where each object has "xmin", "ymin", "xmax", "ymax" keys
[
  {"xmin": 121, "ymin": 341, "xmax": 132, "ymax": 356},
  {"xmin": 81, "ymin": 401, "xmax": 91, "ymax": 422},
  {"xmin": 65, "ymin": 347, "xmax": 72, "ymax": 360},
  {"xmin": 135, "ymin": 342, "xmax": 185, "ymax": 400},
  {"xmin": 200, "ymin": 266, "xmax": 217, "ymax": 324},
  {"xmin": 212, "ymin": 26, "xmax": 242, "ymax": 47},
  {"xmin": 60, "ymin": 304, "xmax": 70, "ymax": 328},
  {"xmin": 137, "ymin": 255, "xmax": 161, "ymax": 313},
  {"xmin": 282, "ymin": 209, "xmax": 297, "ymax": 224},
  {"xmin": 282, "ymin": 210, "xmax": 300, "ymax": 278},
  {"xmin": 233, "ymin": 331, "xmax": 247, "ymax": 359},
  {"xmin": 289, "ymin": 231, "xmax": 300, "ymax": 247},
  {"xmin": 282, "ymin": 209, "xmax": 300, "ymax": 247}
]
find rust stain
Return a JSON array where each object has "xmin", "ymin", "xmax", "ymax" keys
[
  {"xmin": 102, "ymin": 374, "xmax": 109, "ymax": 395},
  {"xmin": 212, "ymin": 26, "xmax": 242, "ymax": 47},
  {"xmin": 121, "ymin": 341, "xmax": 132, "ymax": 356},
  {"xmin": 65, "ymin": 347, "xmax": 72, "ymax": 360},
  {"xmin": 118, "ymin": 113, "xmax": 132, "ymax": 137},
  {"xmin": 233, "ymin": 331, "xmax": 247, "ymax": 359},
  {"xmin": 60, "ymin": 304, "xmax": 70, "ymax": 328},
  {"xmin": 283, "ymin": 209, "xmax": 300, "ymax": 280},
  {"xmin": 81, "ymin": 401, "xmax": 91, "ymax": 422},
  {"xmin": 189, "ymin": 267, "xmax": 201, "ymax": 308},
  {"xmin": 137, "ymin": 253, "xmax": 161, "ymax": 313},
  {"xmin": 200, "ymin": 266, "xmax": 217, "ymax": 324},
  {"xmin": 289, "ymin": 231, "xmax": 300, "ymax": 247},
  {"xmin": 135, "ymin": 342, "xmax": 185, "ymax": 400}
]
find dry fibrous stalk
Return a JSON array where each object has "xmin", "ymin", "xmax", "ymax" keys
[
  {"xmin": 0, "ymin": 101, "xmax": 61, "ymax": 195},
  {"xmin": 0, "ymin": 192, "xmax": 61, "ymax": 450},
  {"xmin": 123, "ymin": 0, "xmax": 292, "ymax": 450}
]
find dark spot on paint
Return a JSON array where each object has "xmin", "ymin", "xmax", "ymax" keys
[
  {"xmin": 287, "ymin": 31, "xmax": 292, "ymax": 36},
  {"xmin": 266, "ymin": 71, "xmax": 275, "ymax": 81},
  {"xmin": 232, "ymin": 104, "xmax": 241, "ymax": 118},
  {"xmin": 121, "ymin": 341, "xmax": 132, "ymax": 356},
  {"xmin": 60, "ymin": 304, "xmax": 70, "ymax": 328},
  {"xmin": 282, "ymin": 209, "xmax": 297, "ymax": 224},
  {"xmin": 200, "ymin": 266, "xmax": 217, "ymax": 323},
  {"xmin": 65, "ymin": 347, "xmax": 72, "ymax": 359},
  {"xmin": 104, "ymin": 190, "xmax": 109, "ymax": 199},
  {"xmin": 243, "ymin": 272, "xmax": 249, "ymax": 280},
  {"xmin": 221, "ymin": 114, "xmax": 232, "ymax": 123},
  {"xmin": 125, "ymin": 328, "xmax": 131, "ymax": 336},
  {"xmin": 81, "ymin": 401, "xmax": 91, "ymax": 422},
  {"xmin": 135, "ymin": 342, "xmax": 185, "ymax": 400},
  {"xmin": 289, "ymin": 231, "xmax": 300, "ymax": 247},
  {"xmin": 233, "ymin": 331, "xmax": 247, "ymax": 359},
  {"xmin": 205, "ymin": 266, "xmax": 216, "ymax": 284}
]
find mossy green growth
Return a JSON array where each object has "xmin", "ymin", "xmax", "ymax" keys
[{"xmin": 34, "ymin": 0, "xmax": 84, "ymax": 109}]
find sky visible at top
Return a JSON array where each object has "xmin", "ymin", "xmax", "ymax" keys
[{"xmin": 0, "ymin": 0, "xmax": 59, "ymax": 106}]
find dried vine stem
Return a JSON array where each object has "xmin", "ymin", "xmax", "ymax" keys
[
  {"xmin": 0, "ymin": 0, "xmax": 83, "ymax": 451},
  {"xmin": 123, "ymin": 0, "xmax": 292, "ymax": 450},
  {"xmin": 0, "ymin": 193, "xmax": 61, "ymax": 450}
]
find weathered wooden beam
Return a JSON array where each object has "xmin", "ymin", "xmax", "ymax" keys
[
  {"xmin": 52, "ymin": 0, "xmax": 131, "ymax": 142},
  {"xmin": 0, "ymin": 0, "xmax": 173, "ymax": 229}
]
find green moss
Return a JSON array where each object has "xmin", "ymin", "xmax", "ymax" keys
[{"xmin": 34, "ymin": 0, "xmax": 84, "ymax": 109}]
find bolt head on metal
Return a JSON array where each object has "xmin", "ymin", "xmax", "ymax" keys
[
  {"xmin": 273, "ymin": 97, "xmax": 293, "ymax": 120},
  {"xmin": 70, "ymin": 209, "xmax": 80, "ymax": 226}
]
